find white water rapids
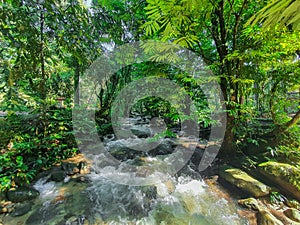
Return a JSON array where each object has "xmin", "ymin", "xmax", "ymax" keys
[{"xmin": 2, "ymin": 117, "xmax": 249, "ymax": 224}]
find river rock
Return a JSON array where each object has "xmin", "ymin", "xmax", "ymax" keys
[
  {"xmin": 0, "ymin": 192, "xmax": 7, "ymax": 201},
  {"xmin": 219, "ymin": 166, "xmax": 270, "ymax": 197},
  {"xmin": 11, "ymin": 202, "xmax": 32, "ymax": 217},
  {"xmin": 238, "ymin": 198, "xmax": 260, "ymax": 210},
  {"xmin": 238, "ymin": 198, "xmax": 284, "ymax": 225},
  {"xmin": 150, "ymin": 139, "xmax": 175, "ymax": 156},
  {"xmin": 106, "ymin": 139, "xmax": 138, "ymax": 160},
  {"xmin": 258, "ymin": 162, "xmax": 300, "ymax": 201},
  {"xmin": 0, "ymin": 201, "xmax": 14, "ymax": 214},
  {"xmin": 6, "ymin": 186, "xmax": 39, "ymax": 203},
  {"xmin": 61, "ymin": 162, "xmax": 80, "ymax": 175},
  {"xmin": 257, "ymin": 210, "xmax": 284, "ymax": 225},
  {"xmin": 0, "ymin": 206, "xmax": 8, "ymax": 214},
  {"xmin": 78, "ymin": 161, "xmax": 89, "ymax": 174},
  {"xmin": 131, "ymin": 125, "xmax": 152, "ymax": 138},
  {"xmin": 284, "ymin": 208, "xmax": 300, "ymax": 222},
  {"xmin": 64, "ymin": 215, "xmax": 87, "ymax": 225},
  {"xmin": 50, "ymin": 170, "xmax": 66, "ymax": 182}
]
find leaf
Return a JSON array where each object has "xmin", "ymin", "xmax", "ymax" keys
[
  {"xmin": 247, "ymin": 0, "xmax": 300, "ymax": 30},
  {"xmin": 16, "ymin": 156, "xmax": 23, "ymax": 164}
]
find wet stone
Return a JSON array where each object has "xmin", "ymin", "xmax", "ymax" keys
[
  {"xmin": 11, "ymin": 202, "xmax": 32, "ymax": 217},
  {"xmin": 149, "ymin": 139, "xmax": 175, "ymax": 156},
  {"xmin": 0, "ymin": 201, "xmax": 14, "ymax": 214},
  {"xmin": 6, "ymin": 186, "xmax": 39, "ymax": 203},
  {"xmin": 64, "ymin": 215, "xmax": 86, "ymax": 225},
  {"xmin": 131, "ymin": 125, "xmax": 152, "ymax": 138},
  {"xmin": 26, "ymin": 202, "xmax": 61, "ymax": 225},
  {"xmin": 79, "ymin": 161, "xmax": 89, "ymax": 174},
  {"xmin": 61, "ymin": 162, "xmax": 80, "ymax": 175},
  {"xmin": 258, "ymin": 162, "xmax": 300, "ymax": 201},
  {"xmin": 0, "ymin": 207, "xmax": 8, "ymax": 214},
  {"xmin": 50, "ymin": 170, "xmax": 66, "ymax": 182}
]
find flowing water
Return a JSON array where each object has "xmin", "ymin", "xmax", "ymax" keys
[
  {"xmin": 3, "ymin": 170, "xmax": 248, "ymax": 225},
  {"xmin": 2, "ymin": 117, "xmax": 249, "ymax": 225}
]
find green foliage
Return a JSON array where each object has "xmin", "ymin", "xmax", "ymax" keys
[
  {"xmin": 266, "ymin": 145, "xmax": 300, "ymax": 165},
  {"xmin": 142, "ymin": 0, "xmax": 208, "ymax": 45},
  {"xmin": 0, "ymin": 0, "xmax": 100, "ymax": 110},
  {"xmin": 142, "ymin": 0, "xmax": 300, "ymax": 153},
  {"xmin": 0, "ymin": 0, "xmax": 299, "ymax": 191},
  {"xmin": 270, "ymin": 191, "xmax": 287, "ymax": 204},
  {"xmin": 264, "ymin": 125, "xmax": 300, "ymax": 164},
  {"xmin": 0, "ymin": 109, "xmax": 78, "ymax": 191},
  {"xmin": 259, "ymin": 161, "xmax": 300, "ymax": 191},
  {"xmin": 247, "ymin": 0, "xmax": 300, "ymax": 30}
]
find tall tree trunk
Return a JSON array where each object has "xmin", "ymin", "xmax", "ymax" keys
[
  {"xmin": 39, "ymin": 2, "xmax": 48, "ymax": 141},
  {"xmin": 74, "ymin": 59, "xmax": 80, "ymax": 105},
  {"xmin": 40, "ymin": 5, "xmax": 46, "ymax": 101},
  {"xmin": 269, "ymin": 80, "xmax": 280, "ymax": 124},
  {"xmin": 284, "ymin": 110, "xmax": 300, "ymax": 129},
  {"xmin": 211, "ymin": 0, "xmax": 237, "ymax": 157}
]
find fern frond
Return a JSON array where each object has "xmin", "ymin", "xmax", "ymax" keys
[{"xmin": 246, "ymin": 0, "xmax": 300, "ymax": 30}]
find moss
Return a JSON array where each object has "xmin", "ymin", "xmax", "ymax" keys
[
  {"xmin": 219, "ymin": 166, "xmax": 270, "ymax": 197},
  {"xmin": 259, "ymin": 162, "xmax": 300, "ymax": 191}
]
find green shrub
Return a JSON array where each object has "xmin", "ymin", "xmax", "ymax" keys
[{"xmin": 0, "ymin": 109, "xmax": 78, "ymax": 191}]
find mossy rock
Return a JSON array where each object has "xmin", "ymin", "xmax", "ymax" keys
[
  {"xmin": 258, "ymin": 162, "xmax": 300, "ymax": 201},
  {"xmin": 238, "ymin": 198, "xmax": 260, "ymax": 210},
  {"xmin": 12, "ymin": 202, "xmax": 32, "ymax": 217},
  {"xmin": 219, "ymin": 166, "xmax": 270, "ymax": 198},
  {"xmin": 257, "ymin": 209, "xmax": 284, "ymax": 225},
  {"xmin": 6, "ymin": 186, "xmax": 39, "ymax": 203}
]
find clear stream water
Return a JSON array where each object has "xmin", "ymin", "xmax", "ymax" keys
[
  {"xmin": 3, "ymin": 171, "xmax": 248, "ymax": 225},
  {"xmin": 2, "ymin": 117, "xmax": 249, "ymax": 225}
]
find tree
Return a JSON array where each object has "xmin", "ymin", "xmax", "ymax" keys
[
  {"xmin": 142, "ymin": 0, "xmax": 266, "ymax": 156},
  {"xmin": 0, "ymin": 0, "xmax": 98, "ymax": 109},
  {"xmin": 246, "ymin": 0, "xmax": 300, "ymax": 138},
  {"xmin": 244, "ymin": 27, "xmax": 300, "ymax": 136},
  {"xmin": 88, "ymin": 0, "xmax": 147, "ymax": 116}
]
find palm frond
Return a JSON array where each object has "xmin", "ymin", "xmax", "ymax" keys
[{"xmin": 246, "ymin": 0, "xmax": 300, "ymax": 30}]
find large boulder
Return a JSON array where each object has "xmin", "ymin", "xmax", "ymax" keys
[
  {"xmin": 219, "ymin": 166, "xmax": 270, "ymax": 197},
  {"xmin": 258, "ymin": 162, "xmax": 300, "ymax": 201},
  {"xmin": 6, "ymin": 186, "xmax": 39, "ymax": 203},
  {"xmin": 106, "ymin": 138, "xmax": 175, "ymax": 160}
]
